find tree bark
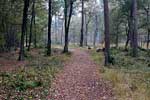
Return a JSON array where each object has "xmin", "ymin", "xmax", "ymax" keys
[
  {"xmin": 63, "ymin": 0, "xmax": 74, "ymax": 53},
  {"xmin": 33, "ymin": 12, "xmax": 37, "ymax": 48},
  {"xmin": 61, "ymin": 21, "xmax": 64, "ymax": 45},
  {"xmin": 147, "ymin": 29, "xmax": 150, "ymax": 49},
  {"xmin": 28, "ymin": 0, "xmax": 35, "ymax": 51},
  {"xmin": 47, "ymin": 0, "xmax": 52, "ymax": 56},
  {"xmin": 125, "ymin": 17, "xmax": 131, "ymax": 50},
  {"xmin": 80, "ymin": 0, "xmax": 84, "ymax": 47},
  {"xmin": 25, "ymin": 25, "xmax": 28, "ymax": 47},
  {"xmin": 103, "ymin": 0, "xmax": 110, "ymax": 66},
  {"xmin": 18, "ymin": 0, "xmax": 30, "ymax": 61},
  {"xmin": 145, "ymin": 6, "xmax": 150, "ymax": 49},
  {"xmin": 130, "ymin": 0, "xmax": 138, "ymax": 57},
  {"xmin": 55, "ymin": 16, "xmax": 58, "ymax": 44},
  {"xmin": 84, "ymin": 13, "xmax": 91, "ymax": 46},
  {"xmin": 93, "ymin": 14, "xmax": 98, "ymax": 47},
  {"xmin": 85, "ymin": 21, "xmax": 88, "ymax": 46},
  {"xmin": 125, "ymin": 32, "xmax": 130, "ymax": 50},
  {"xmin": 115, "ymin": 25, "xmax": 119, "ymax": 48}
]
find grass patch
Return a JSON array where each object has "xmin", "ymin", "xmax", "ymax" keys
[
  {"xmin": 90, "ymin": 48, "xmax": 150, "ymax": 100},
  {"xmin": 0, "ymin": 48, "xmax": 71, "ymax": 99}
]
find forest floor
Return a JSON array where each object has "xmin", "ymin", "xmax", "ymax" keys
[
  {"xmin": 2, "ymin": 47, "xmax": 149, "ymax": 100},
  {"xmin": 0, "ymin": 50, "xmax": 27, "ymax": 72},
  {"xmin": 48, "ymin": 48, "xmax": 114, "ymax": 100},
  {"xmin": 0, "ymin": 47, "xmax": 114, "ymax": 100},
  {"xmin": 91, "ymin": 48, "xmax": 150, "ymax": 100},
  {"xmin": 0, "ymin": 48, "xmax": 71, "ymax": 99}
]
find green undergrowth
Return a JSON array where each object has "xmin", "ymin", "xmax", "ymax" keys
[
  {"xmin": 0, "ymin": 48, "xmax": 71, "ymax": 99},
  {"xmin": 90, "ymin": 48, "xmax": 150, "ymax": 100}
]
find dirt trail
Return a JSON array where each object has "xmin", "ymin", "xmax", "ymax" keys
[{"xmin": 48, "ymin": 49, "xmax": 114, "ymax": 100}]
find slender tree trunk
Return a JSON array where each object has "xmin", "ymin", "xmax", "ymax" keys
[
  {"xmin": 84, "ymin": 14, "xmax": 88, "ymax": 46},
  {"xmin": 64, "ymin": 0, "xmax": 68, "ymax": 52},
  {"xmin": 33, "ymin": 13, "xmax": 37, "ymax": 48},
  {"xmin": 25, "ymin": 25, "xmax": 28, "ymax": 47},
  {"xmin": 84, "ymin": 14, "xmax": 91, "ymax": 46},
  {"xmin": 93, "ymin": 14, "xmax": 98, "ymax": 47},
  {"xmin": 28, "ymin": 0, "xmax": 35, "ymax": 51},
  {"xmin": 1, "ymin": 0, "xmax": 6, "ymax": 32},
  {"xmin": 61, "ymin": 21, "xmax": 64, "ymax": 45},
  {"xmin": 140, "ymin": 37, "xmax": 142, "ymax": 47},
  {"xmin": 147, "ymin": 29, "xmax": 150, "ymax": 49},
  {"xmin": 146, "ymin": 6, "xmax": 150, "ymax": 49},
  {"xmin": 18, "ymin": 0, "xmax": 30, "ymax": 61},
  {"xmin": 85, "ymin": 23, "xmax": 88, "ymax": 46},
  {"xmin": 73, "ymin": 32, "xmax": 76, "ymax": 45},
  {"xmin": 115, "ymin": 25, "xmax": 119, "ymax": 48},
  {"xmin": 115, "ymin": 33, "xmax": 119, "ymax": 48},
  {"xmin": 63, "ymin": 1, "xmax": 74, "ymax": 53},
  {"xmin": 93, "ymin": 33, "xmax": 96, "ymax": 47},
  {"xmin": 47, "ymin": 0, "xmax": 52, "ymax": 56},
  {"xmin": 103, "ymin": 0, "xmax": 110, "ymax": 66},
  {"xmin": 55, "ymin": 16, "xmax": 58, "ymax": 44},
  {"xmin": 125, "ymin": 17, "xmax": 131, "ymax": 50},
  {"xmin": 80, "ymin": 0, "xmax": 84, "ymax": 47},
  {"xmin": 130, "ymin": 0, "xmax": 138, "ymax": 57},
  {"xmin": 125, "ymin": 33, "xmax": 130, "ymax": 50}
]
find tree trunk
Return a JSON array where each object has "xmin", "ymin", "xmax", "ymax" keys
[
  {"xmin": 25, "ymin": 25, "xmax": 28, "ymax": 47},
  {"xmin": 33, "ymin": 13, "xmax": 37, "ymax": 48},
  {"xmin": 47, "ymin": 0, "xmax": 52, "ymax": 56},
  {"xmin": 18, "ymin": 0, "xmax": 30, "ymax": 61},
  {"xmin": 125, "ymin": 17, "xmax": 131, "ymax": 50},
  {"xmin": 115, "ymin": 25, "xmax": 119, "ymax": 48},
  {"xmin": 130, "ymin": 0, "xmax": 138, "ymax": 57},
  {"xmin": 146, "ymin": 6, "xmax": 150, "ymax": 49},
  {"xmin": 28, "ymin": 0, "xmax": 35, "ymax": 51},
  {"xmin": 84, "ymin": 14, "xmax": 88, "ymax": 46},
  {"xmin": 84, "ymin": 13, "xmax": 91, "ymax": 46},
  {"xmin": 64, "ymin": 0, "xmax": 68, "ymax": 52},
  {"xmin": 103, "ymin": 0, "xmax": 110, "ymax": 66},
  {"xmin": 93, "ymin": 14, "xmax": 98, "ymax": 47},
  {"xmin": 63, "ymin": 1, "xmax": 74, "ymax": 53},
  {"xmin": 125, "ymin": 33, "xmax": 130, "ymax": 50},
  {"xmin": 80, "ymin": 0, "xmax": 84, "ymax": 47},
  {"xmin": 61, "ymin": 21, "xmax": 64, "ymax": 45},
  {"xmin": 147, "ymin": 29, "xmax": 150, "ymax": 49},
  {"xmin": 55, "ymin": 16, "xmax": 58, "ymax": 44},
  {"xmin": 85, "ymin": 24, "xmax": 88, "ymax": 46}
]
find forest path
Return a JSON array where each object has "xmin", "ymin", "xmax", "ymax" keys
[{"xmin": 48, "ymin": 48, "xmax": 114, "ymax": 100}]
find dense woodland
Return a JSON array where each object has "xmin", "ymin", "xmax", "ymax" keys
[{"xmin": 0, "ymin": 0, "xmax": 150, "ymax": 99}]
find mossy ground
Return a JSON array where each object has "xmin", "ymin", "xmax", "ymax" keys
[
  {"xmin": 0, "ymin": 48, "xmax": 71, "ymax": 99},
  {"xmin": 90, "ymin": 48, "xmax": 150, "ymax": 100}
]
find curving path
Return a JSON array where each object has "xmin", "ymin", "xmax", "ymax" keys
[{"xmin": 48, "ymin": 49, "xmax": 114, "ymax": 100}]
